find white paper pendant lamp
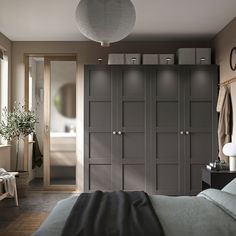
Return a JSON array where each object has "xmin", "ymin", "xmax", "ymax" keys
[{"xmin": 75, "ymin": 0, "xmax": 136, "ymax": 47}]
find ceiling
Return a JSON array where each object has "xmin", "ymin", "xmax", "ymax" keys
[{"xmin": 0, "ymin": 0, "xmax": 236, "ymax": 41}]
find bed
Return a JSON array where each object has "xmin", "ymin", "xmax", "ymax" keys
[{"xmin": 33, "ymin": 179, "xmax": 236, "ymax": 236}]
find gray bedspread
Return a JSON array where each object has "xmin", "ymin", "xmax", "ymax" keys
[{"xmin": 33, "ymin": 189, "xmax": 236, "ymax": 236}]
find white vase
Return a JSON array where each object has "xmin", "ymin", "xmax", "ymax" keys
[{"xmin": 229, "ymin": 156, "xmax": 236, "ymax": 171}]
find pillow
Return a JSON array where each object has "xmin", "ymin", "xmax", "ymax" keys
[{"xmin": 222, "ymin": 178, "xmax": 236, "ymax": 195}]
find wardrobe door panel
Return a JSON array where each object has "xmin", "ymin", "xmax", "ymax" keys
[
  {"xmin": 89, "ymin": 70, "xmax": 111, "ymax": 98},
  {"xmin": 117, "ymin": 67, "xmax": 149, "ymax": 191},
  {"xmin": 151, "ymin": 68, "xmax": 184, "ymax": 195},
  {"xmin": 90, "ymin": 165, "xmax": 112, "ymax": 190},
  {"xmin": 123, "ymin": 102, "xmax": 145, "ymax": 127},
  {"xmin": 190, "ymin": 133, "xmax": 212, "ymax": 162},
  {"xmin": 190, "ymin": 102, "xmax": 212, "ymax": 128},
  {"xmin": 90, "ymin": 133, "xmax": 111, "ymax": 159},
  {"xmin": 156, "ymin": 70, "xmax": 179, "ymax": 99},
  {"xmin": 190, "ymin": 165, "xmax": 205, "ymax": 193},
  {"xmin": 123, "ymin": 133, "xmax": 145, "ymax": 159},
  {"xmin": 185, "ymin": 67, "xmax": 218, "ymax": 195},
  {"xmin": 190, "ymin": 70, "xmax": 212, "ymax": 100},
  {"xmin": 123, "ymin": 165, "xmax": 145, "ymax": 190},
  {"xmin": 89, "ymin": 102, "xmax": 111, "ymax": 128},
  {"xmin": 123, "ymin": 70, "xmax": 145, "ymax": 98},
  {"xmin": 156, "ymin": 133, "xmax": 178, "ymax": 161},
  {"xmin": 156, "ymin": 165, "xmax": 179, "ymax": 194},
  {"xmin": 85, "ymin": 66, "xmax": 114, "ymax": 191},
  {"xmin": 157, "ymin": 102, "xmax": 178, "ymax": 127}
]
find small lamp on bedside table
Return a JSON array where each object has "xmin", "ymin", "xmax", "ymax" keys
[{"xmin": 223, "ymin": 142, "xmax": 236, "ymax": 171}]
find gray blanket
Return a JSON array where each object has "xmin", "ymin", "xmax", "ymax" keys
[
  {"xmin": 33, "ymin": 189, "xmax": 236, "ymax": 236},
  {"xmin": 151, "ymin": 189, "xmax": 236, "ymax": 236},
  {"xmin": 198, "ymin": 189, "xmax": 236, "ymax": 220},
  {"xmin": 61, "ymin": 191, "xmax": 164, "ymax": 236}
]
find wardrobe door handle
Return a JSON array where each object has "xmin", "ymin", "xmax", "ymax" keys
[
  {"xmin": 185, "ymin": 131, "xmax": 190, "ymax": 135},
  {"xmin": 117, "ymin": 131, "xmax": 122, "ymax": 135},
  {"xmin": 112, "ymin": 131, "xmax": 117, "ymax": 135},
  {"xmin": 180, "ymin": 131, "xmax": 184, "ymax": 135}
]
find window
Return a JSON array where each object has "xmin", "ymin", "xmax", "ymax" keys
[{"xmin": 0, "ymin": 50, "xmax": 9, "ymax": 144}]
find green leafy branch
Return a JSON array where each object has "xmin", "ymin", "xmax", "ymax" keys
[{"xmin": 0, "ymin": 102, "xmax": 37, "ymax": 170}]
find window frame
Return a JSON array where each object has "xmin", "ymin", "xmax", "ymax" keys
[{"xmin": 0, "ymin": 52, "xmax": 9, "ymax": 145}]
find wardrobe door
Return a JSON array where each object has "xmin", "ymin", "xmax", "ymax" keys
[
  {"xmin": 184, "ymin": 66, "xmax": 218, "ymax": 195},
  {"xmin": 151, "ymin": 67, "xmax": 184, "ymax": 195},
  {"xmin": 84, "ymin": 66, "xmax": 116, "ymax": 191},
  {"xmin": 115, "ymin": 66, "xmax": 149, "ymax": 191}
]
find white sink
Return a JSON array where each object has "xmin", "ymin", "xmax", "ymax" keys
[{"xmin": 50, "ymin": 132, "xmax": 76, "ymax": 138}]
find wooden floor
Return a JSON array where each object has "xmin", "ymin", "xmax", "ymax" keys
[
  {"xmin": 1, "ymin": 212, "xmax": 48, "ymax": 236},
  {"xmin": 0, "ymin": 188, "xmax": 75, "ymax": 236}
]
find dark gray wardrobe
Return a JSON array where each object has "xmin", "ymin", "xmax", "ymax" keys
[{"xmin": 84, "ymin": 65, "xmax": 218, "ymax": 195}]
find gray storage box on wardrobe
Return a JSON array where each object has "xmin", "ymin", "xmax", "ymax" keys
[
  {"xmin": 196, "ymin": 48, "xmax": 211, "ymax": 64},
  {"xmin": 177, "ymin": 48, "xmax": 196, "ymax": 64},
  {"xmin": 159, "ymin": 54, "xmax": 175, "ymax": 64},
  {"xmin": 84, "ymin": 65, "xmax": 218, "ymax": 196},
  {"xmin": 108, "ymin": 54, "xmax": 125, "ymax": 64},
  {"xmin": 142, "ymin": 54, "xmax": 159, "ymax": 64},
  {"xmin": 125, "ymin": 54, "xmax": 141, "ymax": 64}
]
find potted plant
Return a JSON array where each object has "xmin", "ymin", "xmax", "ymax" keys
[{"xmin": 0, "ymin": 103, "xmax": 37, "ymax": 173}]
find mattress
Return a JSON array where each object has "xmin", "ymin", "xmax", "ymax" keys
[{"xmin": 33, "ymin": 189, "xmax": 236, "ymax": 236}]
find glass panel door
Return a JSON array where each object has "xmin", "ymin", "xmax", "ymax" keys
[{"xmin": 44, "ymin": 57, "xmax": 77, "ymax": 187}]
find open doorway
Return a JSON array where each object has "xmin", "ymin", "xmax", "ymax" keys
[{"xmin": 26, "ymin": 55, "xmax": 77, "ymax": 190}]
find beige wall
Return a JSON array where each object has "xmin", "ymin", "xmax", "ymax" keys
[
  {"xmin": 0, "ymin": 32, "xmax": 12, "ymax": 107},
  {"xmin": 0, "ymin": 32, "xmax": 11, "ymax": 58},
  {"xmin": 0, "ymin": 145, "xmax": 11, "ymax": 171},
  {"xmin": 11, "ymin": 40, "xmax": 211, "ymax": 191},
  {"xmin": 212, "ymin": 17, "xmax": 236, "ymax": 141},
  {"xmin": 4, "ymin": 17, "xmax": 236, "ymax": 188},
  {"xmin": 0, "ymin": 33, "xmax": 12, "ymax": 166}
]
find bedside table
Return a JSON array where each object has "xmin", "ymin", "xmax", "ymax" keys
[{"xmin": 201, "ymin": 167, "xmax": 236, "ymax": 190}]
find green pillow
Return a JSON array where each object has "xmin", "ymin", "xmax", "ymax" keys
[{"xmin": 222, "ymin": 178, "xmax": 236, "ymax": 195}]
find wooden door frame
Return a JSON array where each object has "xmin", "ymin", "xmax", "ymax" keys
[{"xmin": 24, "ymin": 54, "xmax": 77, "ymax": 191}]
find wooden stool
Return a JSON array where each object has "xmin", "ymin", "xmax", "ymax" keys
[{"xmin": 0, "ymin": 171, "xmax": 19, "ymax": 206}]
